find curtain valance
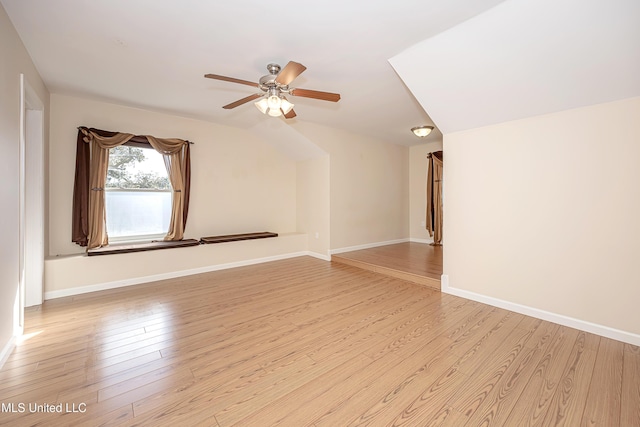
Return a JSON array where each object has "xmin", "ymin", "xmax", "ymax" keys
[{"xmin": 80, "ymin": 128, "xmax": 189, "ymax": 154}]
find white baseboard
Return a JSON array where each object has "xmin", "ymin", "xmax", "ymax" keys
[
  {"xmin": 441, "ymin": 275, "xmax": 640, "ymax": 346},
  {"xmin": 307, "ymin": 251, "xmax": 331, "ymax": 261},
  {"xmin": 409, "ymin": 237, "xmax": 434, "ymax": 244},
  {"xmin": 44, "ymin": 251, "xmax": 318, "ymax": 300},
  {"xmin": 0, "ymin": 335, "xmax": 16, "ymax": 370},
  {"xmin": 329, "ymin": 238, "xmax": 409, "ymax": 255}
]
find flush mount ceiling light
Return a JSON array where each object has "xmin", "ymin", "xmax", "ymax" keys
[{"xmin": 411, "ymin": 125, "xmax": 434, "ymax": 137}]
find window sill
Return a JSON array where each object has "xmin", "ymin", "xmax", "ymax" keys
[
  {"xmin": 87, "ymin": 239, "xmax": 200, "ymax": 256},
  {"xmin": 86, "ymin": 232, "xmax": 278, "ymax": 256},
  {"xmin": 200, "ymin": 232, "xmax": 278, "ymax": 244}
]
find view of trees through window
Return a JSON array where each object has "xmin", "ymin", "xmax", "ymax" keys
[
  {"xmin": 106, "ymin": 146, "xmax": 170, "ymax": 189},
  {"xmin": 105, "ymin": 146, "xmax": 172, "ymax": 239}
]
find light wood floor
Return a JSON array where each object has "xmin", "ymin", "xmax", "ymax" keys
[
  {"xmin": 1, "ymin": 257, "xmax": 638, "ymax": 426},
  {"xmin": 332, "ymin": 242, "xmax": 443, "ymax": 289}
]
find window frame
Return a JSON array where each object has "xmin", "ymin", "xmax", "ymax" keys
[{"xmin": 105, "ymin": 144, "xmax": 172, "ymax": 243}]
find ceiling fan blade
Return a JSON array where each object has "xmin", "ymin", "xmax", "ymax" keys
[
  {"xmin": 290, "ymin": 88, "xmax": 341, "ymax": 102},
  {"xmin": 204, "ymin": 73, "xmax": 259, "ymax": 88},
  {"xmin": 222, "ymin": 93, "xmax": 263, "ymax": 109},
  {"xmin": 275, "ymin": 61, "xmax": 307, "ymax": 86},
  {"xmin": 283, "ymin": 109, "xmax": 297, "ymax": 119}
]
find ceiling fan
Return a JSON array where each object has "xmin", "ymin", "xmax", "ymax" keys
[{"xmin": 204, "ymin": 61, "xmax": 340, "ymax": 119}]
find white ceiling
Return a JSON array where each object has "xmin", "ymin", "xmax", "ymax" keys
[
  {"xmin": 391, "ymin": 0, "xmax": 640, "ymax": 134},
  {"xmin": 1, "ymin": 0, "xmax": 508, "ymax": 147},
  {"xmin": 7, "ymin": 0, "xmax": 635, "ymax": 149}
]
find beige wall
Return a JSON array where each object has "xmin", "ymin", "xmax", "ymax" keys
[
  {"xmin": 296, "ymin": 155, "xmax": 330, "ymax": 257},
  {"xmin": 48, "ymin": 94, "xmax": 298, "ymax": 257},
  {"xmin": 292, "ymin": 122, "xmax": 410, "ymax": 250},
  {"xmin": 443, "ymin": 97, "xmax": 640, "ymax": 337},
  {"xmin": 0, "ymin": 4, "xmax": 49, "ymax": 361},
  {"xmin": 409, "ymin": 141, "xmax": 443, "ymax": 241}
]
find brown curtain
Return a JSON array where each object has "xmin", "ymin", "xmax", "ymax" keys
[
  {"xmin": 84, "ymin": 130, "xmax": 135, "ymax": 249},
  {"xmin": 71, "ymin": 130, "xmax": 90, "ymax": 246},
  {"xmin": 426, "ymin": 151, "xmax": 443, "ymax": 245},
  {"xmin": 147, "ymin": 135, "xmax": 191, "ymax": 241},
  {"xmin": 72, "ymin": 127, "xmax": 191, "ymax": 249}
]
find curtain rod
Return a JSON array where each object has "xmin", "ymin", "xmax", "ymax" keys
[{"xmin": 77, "ymin": 126, "xmax": 194, "ymax": 144}]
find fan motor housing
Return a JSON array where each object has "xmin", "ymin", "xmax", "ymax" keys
[
  {"xmin": 258, "ymin": 74, "xmax": 277, "ymax": 88},
  {"xmin": 259, "ymin": 63, "xmax": 289, "ymax": 93},
  {"xmin": 266, "ymin": 63, "xmax": 281, "ymax": 74}
]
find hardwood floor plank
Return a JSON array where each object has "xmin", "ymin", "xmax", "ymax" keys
[
  {"xmin": 210, "ymin": 354, "xmax": 345, "ymax": 425},
  {"xmin": 446, "ymin": 309, "xmax": 523, "ymax": 364},
  {"xmin": 275, "ymin": 339, "xmax": 453, "ymax": 427},
  {"xmin": 73, "ymin": 367, "xmax": 195, "ymax": 424},
  {"xmin": 455, "ymin": 321, "xmax": 560, "ymax": 427},
  {"xmin": 219, "ymin": 353, "xmax": 374, "ymax": 426},
  {"xmin": 332, "ymin": 242, "xmax": 443, "ymax": 280},
  {"xmin": 57, "ymin": 351, "xmax": 164, "ymax": 403},
  {"xmin": 312, "ymin": 346, "xmax": 466, "ymax": 427},
  {"xmin": 581, "ymin": 337, "xmax": 624, "ymax": 426},
  {"xmin": 621, "ymin": 344, "xmax": 640, "ymax": 427},
  {"xmin": 188, "ymin": 324, "xmax": 329, "ymax": 379},
  {"xmin": 373, "ymin": 293, "xmax": 472, "ymax": 338},
  {"xmin": 363, "ymin": 299, "xmax": 482, "ymax": 361},
  {"xmin": 540, "ymin": 332, "xmax": 598, "ymax": 426},
  {"xmin": 444, "ymin": 320, "xmax": 550, "ymax": 422},
  {"xmin": 501, "ymin": 325, "xmax": 580, "ymax": 426},
  {"xmin": 421, "ymin": 405, "xmax": 467, "ymax": 427},
  {"xmin": 71, "ymin": 404, "xmax": 135, "ymax": 427},
  {"xmin": 333, "ymin": 311, "xmax": 524, "ymax": 426},
  {"xmin": 97, "ymin": 366, "xmax": 193, "ymax": 402}
]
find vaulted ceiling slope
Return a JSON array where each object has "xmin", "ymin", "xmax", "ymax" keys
[
  {"xmin": 390, "ymin": 0, "xmax": 640, "ymax": 134},
  {"xmin": 1, "ymin": 0, "xmax": 509, "ymax": 147}
]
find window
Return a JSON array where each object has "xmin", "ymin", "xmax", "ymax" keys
[{"xmin": 105, "ymin": 145, "xmax": 171, "ymax": 241}]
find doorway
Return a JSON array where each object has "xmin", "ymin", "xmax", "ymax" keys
[{"xmin": 17, "ymin": 74, "xmax": 45, "ymax": 335}]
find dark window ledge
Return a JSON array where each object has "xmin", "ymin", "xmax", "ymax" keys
[
  {"xmin": 87, "ymin": 239, "xmax": 200, "ymax": 256},
  {"xmin": 200, "ymin": 232, "xmax": 278, "ymax": 244},
  {"xmin": 86, "ymin": 232, "xmax": 278, "ymax": 256}
]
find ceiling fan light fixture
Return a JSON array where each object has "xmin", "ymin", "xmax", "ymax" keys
[
  {"xmin": 280, "ymin": 98, "xmax": 294, "ymax": 115},
  {"xmin": 255, "ymin": 97, "xmax": 269, "ymax": 114},
  {"xmin": 267, "ymin": 94, "xmax": 282, "ymax": 110},
  {"xmin": 411, "ymin": 125, "xmax": 434, "ymax": 137},
  {"xmin": 255, "ymin": 95, "xmax": 293, "ymax": 118}
]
